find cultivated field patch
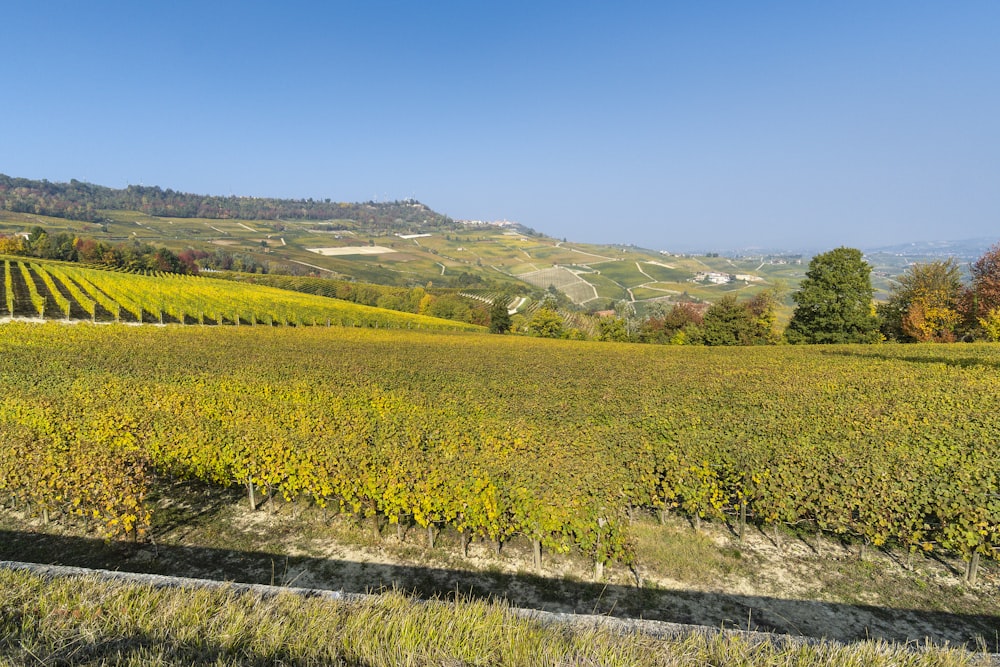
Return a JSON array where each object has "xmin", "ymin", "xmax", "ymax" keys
[{"xmin": 307, "ymin": 246, "xmax": 398, "ymax": 256}]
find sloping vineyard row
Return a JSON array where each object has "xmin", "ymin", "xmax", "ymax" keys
[
  {"xmin": 0, "ymin": 256, "xmax": 480, "ymax": 331},
  {"xmin": 0, "ymin": 324, "xmax": 997, "ymax": 576}
]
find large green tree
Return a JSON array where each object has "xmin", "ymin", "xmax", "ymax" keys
[
  {"xmin": 488, "ymin": 297, "xmax": 512, "ymax": 334},
  {"xmin": 786, "ymin": 247, "xmax": 880, "ymax": 344}
]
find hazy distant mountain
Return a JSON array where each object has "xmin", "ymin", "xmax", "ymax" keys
[
  {"xmin": 863, "ymin": 238, "xmax": 997, "ymax": 262},
  {"xmin": 705, "ymin": 238, "xmax": 996, "ymax": 264}
]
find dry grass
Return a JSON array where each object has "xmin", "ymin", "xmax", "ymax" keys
[
  {"xmin": 3, "ymin": 490, "xmax": 998, "ymax": 654},
  {"xmin": 0, "ymin": 568, "xmax": 993, "ymax": 667},
  {"xmin": 630, "ymin": 517, "xmax": 749, "ymax": 586}
]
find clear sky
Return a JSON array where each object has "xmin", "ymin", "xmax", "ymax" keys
[{"xmin": 3, "ymin": 2, "xmax": 998, "ymax": 252}]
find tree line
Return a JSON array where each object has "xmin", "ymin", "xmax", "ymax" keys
[
  {"xmin": 791, "ymin": 244, "xmax": 1000, "ymax": 343},
  {"xmin": 497, "ymin": 244, "xmax": 1000, "ymax": 345},
  {"xmin": 0, "ymin": 174, "xmax": 457, "ymax": 229},
  {"xmin": 0, "ymin": 227, "xmax": 196, "ymax": 274}
]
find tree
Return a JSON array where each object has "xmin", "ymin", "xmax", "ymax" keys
[
  {"xmin": 146, "ymin": 246, "xmax": 185, "ymax": 273},
  {"xmin": 876, "ymin": 299, "xmax": 907, "ymax": 342},
  {"xmin": 597, "ymin": 316, "xmax": 629, "ymax": 342},
  {"xmin": 417, "ymin": 293, "xmax": 434, "ymax": 315},
  {"xmin": 638, "ymin": 302, "xmax": 703, "ymax": 344},
  {"xmin": 880, "ymin": 259, "xmax": 963, "ymax": 342},
  {"xmin": 488, "ymin": 297, "xmax": 512, "ymax": 334},
  {"xmin": 701, "ymin": 295, "xmax": 774, "ymax": 346},
  {"xmin": 961, "ymin": 242, "xmax": 1000, "ymax": 335},
  {"xmin": 896, "ymin": 260, "xmax": 962, "ymax": 342},
  {"xmin": 526, "ymin": 307, "xmax": 564, "ymax": 338},
  {"xmin": 979, "ymin": 307, "xmax": 1000, "ymax": 342},
  {"xmin": 673, "ymin": 322, "xmax": 704, "ymax": 345},
  {"xmin": 746, "ymin": 289, "xmax": 781, "ymax": 344},
  {"xmin": 0, "ymin": 235, "xmax": 24, "ymax": 254},
  {"xmin": 786, "ymin": 247, "xmax": 880, "ymax": 344},
  {"xmin": 424, "ymin": 295, "xmax": 472, "ymax": 323},
  {"xmin": 702, "ymin": 297, "xmax": 751, "ymax": 345}
]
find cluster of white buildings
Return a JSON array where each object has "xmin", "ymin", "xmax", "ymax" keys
[
  {"xmin": 457, "ymin": 219, "xmax": 519, "ymax": 227},
  {"xmin": 692, "ymin": 271, "xmax": 730, "ymax": 285},
  {"xmin": 692, "ymin": 272, "xmax": 764, "ymax": 285}
]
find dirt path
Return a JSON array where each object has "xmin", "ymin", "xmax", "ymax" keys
[{"xmin": 636, "ymin": 261, "xmax": 654, "ymax": 280}]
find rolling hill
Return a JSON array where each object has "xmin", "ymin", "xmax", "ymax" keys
[
  {"xmin": 3, "ymin": 174, "xmax": 995, "ymax": 319},
  {"xmin": 0, "ymin": 176, "xmax": 796, "ymax": 312}
]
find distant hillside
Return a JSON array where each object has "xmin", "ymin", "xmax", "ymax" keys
[
  {"xmin": 864, "ymin": 238, "xmax": 997, "ymax": 263},
  {"xmin": 7, "ymin": 174, "xmax": 993, "ymax": 317},
  {"xmin": 0, "ymin": 175, "xmax": 801, "ymax": 312},
  {"xmin": 0, "ymin": 174, "xmax": 456, "ymax": 231}
]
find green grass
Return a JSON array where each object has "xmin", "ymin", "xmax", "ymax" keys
[
  {"xmin": 638, "ymin": 262, "xmax": 695, "ymax": 283},
  {"xmin": 590, "ymin": 260, "xmax": 653, "ymax": 288},
  {"xmin": 631, "ymin": 286, "xmax": 681, "ymax": 300},
  {"xmin": 583, "ymin": 271, "xmax": 630, "ymax": 300},
  {"xmin": 0, "ymin": 567, "xmax": 990, "ymax": 667},
  {"xmin": 631, "ymin": 518, "xmax": 748, "ymax": 585}
]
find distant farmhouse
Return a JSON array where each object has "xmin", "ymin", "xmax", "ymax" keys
[{"xmin": 694, "ymin": 271, "xmax": 732, "ymax": 285}]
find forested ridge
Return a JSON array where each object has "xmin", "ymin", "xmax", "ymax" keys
[{"xmin": 0, "ymin": 174, "xmax": 457, "ymax": 228}]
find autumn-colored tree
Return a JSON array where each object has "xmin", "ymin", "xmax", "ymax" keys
[
  {"xmin": 972, "ymin": 242, "xmax": 1000, "ymax": 310},
  {"xmin": 417, "ymin": 292, "xmax": 434, "ymax": 315},
  {"xmin": 746, "ymin": 289, "xmax": 781, "ymax": 344},
  {"xmin": 961, "ymin": 243, "xmax": 1000, "ymax": 336},
  {"xmin": 881, "ymin": 259, "xmax": 963, "ymax": 342},
  {"xmin": 637, "ymin": 302, "xmax": 704, "ymax": 344},
  {"xmin": 0, "ymin": 235, "xmax": 24, "ymax": 254},
  {"xmin": 903, "ymin": 301, "xmax": 962, "ymax": 342},
  {"xmin": 979, "ymin": 307, "xmax": 1000, "ymax": 342}
]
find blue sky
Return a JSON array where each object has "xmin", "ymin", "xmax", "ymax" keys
[{"xmin": 3, "ymin": 2, "xmax": 998, "ymax": 251}]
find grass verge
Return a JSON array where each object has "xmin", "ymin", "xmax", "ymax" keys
[
  {"xmin": 0, "ymin": 567, "xmax": 993, "ymax": 667},
  {"xmin": 2, "ymin": 486, "xmax": 998, "ymax": 652}
]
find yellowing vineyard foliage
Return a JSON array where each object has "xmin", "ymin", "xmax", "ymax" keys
[
  {"xmin": 0, "ymin": 256, "xmax": 481, "ymax": 331},
  {"xmin": 0, "ymin": 323, "xmax": 998, "ymax": 575}
]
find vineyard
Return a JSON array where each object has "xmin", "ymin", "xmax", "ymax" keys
[
  {"xmin": 0, "ymin": 256, "xmax": 479, "ymax": 331},
  {"xmin": 215, "ymin": 271, "xmax": 425, "ymax": 304},
  {"xmin": 1, "ymin": 323, "xmax": 998, "ymax": 582},
  {"xmin": 516, "ymin": 266, "xmax": 599, "ymax": 304}
]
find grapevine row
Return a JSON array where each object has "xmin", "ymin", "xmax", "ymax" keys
[
  {"xmin": 0, "ymin": 324, "xmax": 996, "ymax": 575},
  {"xmin": 0, "ymin": 256, "xmax": 480, "ymax": 331}
]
